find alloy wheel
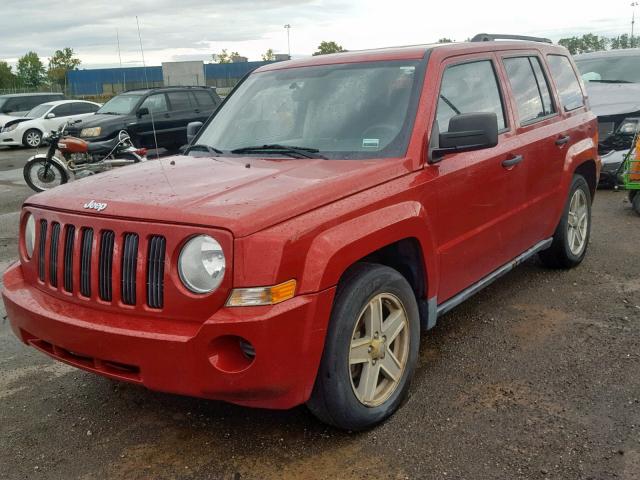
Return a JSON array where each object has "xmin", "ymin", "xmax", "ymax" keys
[
  {"xmin": 349, "ymin": 293, "xmax": 410, "ymax": 407},
  {"xmin": 567, "ymin": 188, "xmax": 588, "ymax": 256}
]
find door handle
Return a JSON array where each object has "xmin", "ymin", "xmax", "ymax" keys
[
  {"xmin": 502, "ymin": 154, "xmax": 523, "ymax": 168},
  {"xmin": 555, "ymin": 135, "xmax": 570, "ymax": 146}
]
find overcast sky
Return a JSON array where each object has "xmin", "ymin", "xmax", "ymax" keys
[{"xmin": 1, "ymin": 0, "xmax": 637, "ymax": 68}]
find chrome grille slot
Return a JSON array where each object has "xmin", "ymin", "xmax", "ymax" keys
[
  {"xmin": 121, "ymin": 233, "xmax": 139, "ymax": 305},
  {"xmin": 63, "ymin": 225, "xmax": 75, "ymax": 292},
  {"xmin": 38, "ymin": 220, "xmax": 47, "ymax": 282},
  {"xmin": 99, "ymin": 230, "xmax": 115, "ymax": 301},
  {"xmin": 49, "ymin": 222, "xmax": 60, "ymax": 287},
  {"xmin": 80, "ymin": 228, "xmax": 93, "ymax": 297},
  {"xmin": 146, "ymin": 235, "xmax": 166, "ymax": 309}
]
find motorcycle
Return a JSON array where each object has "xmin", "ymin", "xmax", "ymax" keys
[{"xmin": 23, "ymin": 120, "xmax": 148, "ymax": 192}]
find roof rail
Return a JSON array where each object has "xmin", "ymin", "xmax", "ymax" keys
[{"xmin": 471, "ymin": 33, "xmax": 553, "ymax": 44}]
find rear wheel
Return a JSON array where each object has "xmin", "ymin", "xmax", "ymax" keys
[
  {"xmin": 23, "ymin": 129, "xmax": 43, "ymax": 148},
  {"xmin": 307, "ymin": 263, "xmax": 420, "ymax": 431},
  {"xmin": 539, "ymin": 175, "xmax": 591, "ymax": 268},
  {"xmin": 23, "ymin": 158, "xmax": 68, "ymax": 192}
]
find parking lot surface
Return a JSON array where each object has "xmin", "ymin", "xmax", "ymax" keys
[{"xmin": 1, "ymin": 146, "xmax": 639, "ymax": 479}]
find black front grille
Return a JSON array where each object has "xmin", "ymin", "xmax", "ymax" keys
[
  {"xmin": 79, "ymin": 228, "xmax": 93, "ymax": 297},
  {"xmin": 38, "ymin": 220, "xmax": 47, "ymax": 281},
  {"xmin": 63, "ymin": 225, "xmax": 75, "ymax": 292},
  {"xmin": 121, "ymin": 233, "xmax": 139, "ymax": 306},
  {"xmin": 49, "ymin": 223, "xmax": 60, "ymax": 287},
  {"xmin": 146, "ymin": 235, "xmax": 166, "ymax": 309},
  {"xmin": 99, "ymin": 231, "xmax": 115, "ymax": 301}
]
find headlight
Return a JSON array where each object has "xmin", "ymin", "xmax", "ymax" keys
[
  {"xmin": 80, "ymin": 127, "xmax": 101, "ymax": 137},
  {"xmin": 24, "ymin": 213, "xmax": 36, "ymax": 259},
  {"xmin": 619, "ymin": 119, "xmax": 640, "ymax": 135},
  {"xmin": 4, "ymin": 123, "xmax": 18, "ymax": 132},
  {"xmin": 178, "ymin": 235, "xmax": 225, "ymax": 293}
]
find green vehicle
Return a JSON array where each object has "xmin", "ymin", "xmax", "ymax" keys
[{"xmin": 619, "ymin": 130, "xmax": 640, "ymax": 215}]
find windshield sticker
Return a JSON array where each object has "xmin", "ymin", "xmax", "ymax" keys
[{"xmin": 362, "ymin": 138, "xmax": 380, "ymax": 149}]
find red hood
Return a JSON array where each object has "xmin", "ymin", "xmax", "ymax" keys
[{"xmin": 26, "ymin": 155, "xmax": 410, "ymax": 237}]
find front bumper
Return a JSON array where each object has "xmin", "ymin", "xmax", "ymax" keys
[
  {"xmin": 0, "ymin": 131, "xmax": 21, "ymax": 146},
  {"xmin": 599, "ymin": 149, "xmax": 627, "ymax": 186},
  {"xmin": 2, "ymin": 263, "xmax": 335, "ymax": 409}
]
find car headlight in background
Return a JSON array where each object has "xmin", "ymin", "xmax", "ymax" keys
[
  {"xmin": 24, "ymin": 213, "xmax": 36, "ymax": 259},
  {"xmin": 178, "ymin": 235, "xmax": 225, "ymax": 293},
  {"xmin": 3, "ymin": 123, "xmax": 18, "ymax": 132},
  {"xmin": 619, "ymin": 118, "xmax": 640, "ymax": 135},
  {"xmin": 80, "ymin": 127, "xmax": 101, "ymax": 137}
]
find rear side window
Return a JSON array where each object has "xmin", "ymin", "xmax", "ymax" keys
[
  {"xmin": 436, "ymin": 60, "xmax": 506, "ymax": 132},
  {"xmin": 167, "ymin": 91, "xmax": 194, "ymax": 111},
  {"xmin": 503, "ymin": 56, "xmax": 555, "ymax": 124},
  {"xmin": 547, "ymin": 55, "xmax": 585, "ymax": 111},
  {"xmin": 73, "ymin": 102, "xmax": 99, "ymax": 114},
  {"xmin": 192, "ymin": 90, "xmax": 216, "ymax": 107}
]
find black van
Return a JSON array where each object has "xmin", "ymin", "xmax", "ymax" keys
[
  {"xmin": 0, "ymin": 93, "xmax": 65, "ymax": 116},
  {"xmin": 69, "ymin": 86, "xmax": 222, "ymax": 151}
]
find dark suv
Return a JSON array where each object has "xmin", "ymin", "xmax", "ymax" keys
[{"xmin": 70, "ymin": 86, "xmax": 221, "ymax": 151}]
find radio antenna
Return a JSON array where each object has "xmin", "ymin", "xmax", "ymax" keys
[
  {"xmin": 116, "ymin": 29, "xmax": 124, "ymax": 92},
  {"xmin": 136, "ymin": 16, "xmax": 160, "ymax": 159}
]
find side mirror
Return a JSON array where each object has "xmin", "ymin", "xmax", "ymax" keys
[
  {"xmin": 45, "ymin": 112, "xmax": 56, "ymax": 119},
  {"xmin": 137, "ymin": 107, "xmax": 149, "ymax": 118},
  {"xmin": 430, "ymin": 112, "xmax": 499, "ymax": 163},
  {"xmin": 186, "ymin": 121, "xmax": 203, "ymax": 144}
]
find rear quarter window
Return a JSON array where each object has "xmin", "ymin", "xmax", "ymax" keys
[
  {"xmin": 547, "ymin": 55, "xmax": 585, "ymax": 111},
  {"xmin": 192, "ymin": 90, "xmax": 217, "ymax": 107}
]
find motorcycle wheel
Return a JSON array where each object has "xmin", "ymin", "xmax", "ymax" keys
[{"xmin": 23, "ymin": 158, "xmax": 69, "ymax": 192}]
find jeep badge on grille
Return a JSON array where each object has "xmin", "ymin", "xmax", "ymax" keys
[{"xmin": 83, "ymin": 200, "xmax": 107, "ymax": 212}]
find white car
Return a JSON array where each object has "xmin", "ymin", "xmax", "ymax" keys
[{"xmin": 0, "ymin": 100, "xmax": 101, "ymax": 148}]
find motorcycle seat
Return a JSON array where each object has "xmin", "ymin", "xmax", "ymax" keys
[{"xmin": 87, "ymin": 137, "xmax": 120, "ymax": 153}]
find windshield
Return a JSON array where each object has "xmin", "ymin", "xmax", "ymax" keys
[
  {"xmin": 27, "ymin": 104, "xmax": 51, "ymax": 118},
  {"xmin": 196, "ymin": 60, "xmax": 424, "ymax": 159},
  {"xmin": 575, "ymin": 55, "xmax": 640, "ymax": 83},
  {"xmin": 97, "ymin": 94, "xmax": 143, "ymax": 115}
]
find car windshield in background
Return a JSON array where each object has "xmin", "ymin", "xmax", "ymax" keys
[
  {"xmin": 196, "ymin": 60, "xmax": 424, "ymax": 159},
  {"xmin": 97, "ymin": 94, "xmax": 143, "ymax": 115},
  {"xmin": 27, "ymin": 104, "xmax": 51, "ymax": 118},
  {"xmin": 575, "ymin": 55, "xmax": 640, "ymax": 83}
]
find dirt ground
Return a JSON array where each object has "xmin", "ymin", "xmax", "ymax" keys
[{"xmin": 1, "ymin": 145, "xmax": 639, "ymax": 479}]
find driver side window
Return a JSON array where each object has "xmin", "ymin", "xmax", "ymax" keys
[
  {"xmin": 140, "ymin": 94, "xmax": 168, "ymax": 114},
  {"xmin": 436, "ymin": 60, "xmax": 506, "ymax": 133}
]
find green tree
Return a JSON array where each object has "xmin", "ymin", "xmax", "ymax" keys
[
  {"xmin": 262, "ymin": 48, "xmax": 275, "ymax": 61},
  {"xmin": 313, "ymin": 41, "xmax": 346, "ymax": 56},
  {"xmin": 48, "ymin": 47, "xmax": 81, "ymax": 88},
  {"xmin": 17, "ymin": 51, "xmax": 46, "ymax": 88},
  {"xmin": 558, "ymin": 34, "xmax": 608, "ymax": 54},
  {"xmin": 213, "ymin": 49, "xmax": 231, "ymax": 64},
  {"xmin": 0, "ymin": 61, "xmax": 17, "ymax": 89},
  {"xmin": 610, "ymin": 34, "xmax": 640, "ymax": 49}
]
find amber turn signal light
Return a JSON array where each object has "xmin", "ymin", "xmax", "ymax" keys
[{"xmin": 226, "ymin": 279, "xmax": 297, "ymax": 307}]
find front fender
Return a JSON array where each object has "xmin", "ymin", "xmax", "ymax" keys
[
  {"xmin": 26, "ymin": 153, "xmax": 68, "ymax": 174},
  {"xmin": 299, "ymin": 201, "xmax": 438, "ymax": 297}
]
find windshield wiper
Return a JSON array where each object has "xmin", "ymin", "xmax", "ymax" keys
[
  {"xmin": 588, "ymin": 79, "xmax": 633, "ymax": 84},
  {"xmin": 231, "ymin": 144, "xmax": 326, "ymax": 159},
  {"xmin": 185, "ymin": 144, "xmax": 223, "ymax": 155}
]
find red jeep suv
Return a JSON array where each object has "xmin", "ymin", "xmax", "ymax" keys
[{"xmin": 2, "ymin": 34, "xmax": 600, "ymax": 430}]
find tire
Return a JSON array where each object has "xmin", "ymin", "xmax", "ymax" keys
[
  {"xmin": 23, "ymin": 158, "xmax": 69, "ymax": 192},
  {"xmin": 539, "ymin": 175, "xmax": 592, "ymax": 268},
  {"xmin": 22, "ymin": 129, "xmax": 43, "ymax": 148},
  {"xmin": 631, "ymin": 191, "xmax": 640, "ymax": 216},
  {"xmin": 307, "ymin": 263, "xmax": 420, "ymax": 431}
]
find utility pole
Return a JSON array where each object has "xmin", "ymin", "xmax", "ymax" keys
[
  {"xmin": 284, "ymin": 24, "xmax": 291, "ymax": 59},
  {"xmin": 633, "ymin": 2, "xmax": 639, "ymax": 42}
]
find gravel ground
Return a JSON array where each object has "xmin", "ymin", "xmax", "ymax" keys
[{"xmin": 0, "ymin": 145, "xmax": 639, "ymax": 480}]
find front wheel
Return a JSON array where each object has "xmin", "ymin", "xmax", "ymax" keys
[
  {"xmin": 307, "ymin": 263, "xmax": 420, "ymax": 431},
  {"xmin": 22, "ymin": 129, "xmax": 43, "ymax": 148},
  {"xmin": 23, "ymin": 158, "xmax": 69, "ymax": 192},
  {"xmin": 539, "ymin": 175, "xmax": 592, "ymax": 268}
]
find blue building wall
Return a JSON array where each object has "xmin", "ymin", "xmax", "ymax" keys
[{"xmin": 67, "ymin": 61, "xmax": 274, "ymax": 96}]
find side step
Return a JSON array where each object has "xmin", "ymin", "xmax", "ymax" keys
[{"xmin": 420, "ymin": 238, "xmax": 553, "ymax": 330}]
